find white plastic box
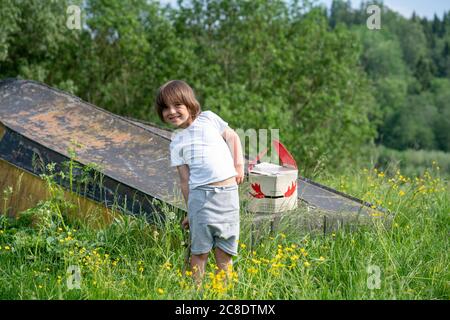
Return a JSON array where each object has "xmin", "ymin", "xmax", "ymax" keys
[{"xmin": 247, "ymin": 162, "xmax": 298, "ymax": 213}]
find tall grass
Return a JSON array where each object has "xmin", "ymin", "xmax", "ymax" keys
[
  {"xmin": 372, "ymin": 145, "xmax": 450, "ymax": 178},
  {"xmin": 0, "ymin": 160, "xmax": 448, "ymax": 299}
]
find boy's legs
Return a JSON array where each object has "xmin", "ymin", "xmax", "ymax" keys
[
  {"xmin": 214, "ymin": 248, "xmax": 234, "ymax": 289},
  {"xmin": 190, "ymin": 249, "xmax": 232, "ymax": 283},
  {"xmin": 190, "ymin": 252, "xmax": 208, "ymax": 284},
  {"xmin": 215, "ymin": 247, "xmax": 233, "ymax": 274}
]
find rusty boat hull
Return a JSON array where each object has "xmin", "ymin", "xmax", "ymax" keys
[{"xmin": 0, "ymin": 79, "xmax": 183, "ymax": 223}]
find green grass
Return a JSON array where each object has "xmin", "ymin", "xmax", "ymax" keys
[
  {"xmin": 0, "ymin": 162, "xmax": 448, "ymax": 299},
  {"xmin": 373, "ymin": 145, "xmax": 450, "ymax": 178}
]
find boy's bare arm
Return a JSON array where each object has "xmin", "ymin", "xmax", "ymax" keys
[
  {"xmin": 177, "ymin": 164, "xmax": 190, "ymax": 229},
  {"xmin": 176, "ymin": 164, "xmax": 190, "ymax": 206},
  {"xmin": 222, "ymin": 127, "xmax": 245, "ymax": 184}
]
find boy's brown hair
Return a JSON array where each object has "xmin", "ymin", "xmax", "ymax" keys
[{"xmin": 155, "ymin": 80, "xmax": 201, "ymax": 122}]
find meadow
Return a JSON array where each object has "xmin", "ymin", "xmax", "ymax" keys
[{"xmin": 0, "ymin": 161, "xmax": 448, "ymax": 300}]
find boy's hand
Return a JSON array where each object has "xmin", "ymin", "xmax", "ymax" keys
[
  {"xmin": 181, "ymin": 216, "xmax": 189, "ymax": 229},
  {"xmin": 235, "ymin": 164, "xmax": 244, "ymax": 184}
]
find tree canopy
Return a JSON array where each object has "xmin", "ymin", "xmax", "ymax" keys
[{"xmin": 1, "ymin": 0, "xmax": 448, "ymax": 176}]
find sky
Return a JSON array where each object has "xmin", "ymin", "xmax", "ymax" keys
[
  {"xmin": 159, "ymin": 0, "xmax": 450, "ymax": 19},
  {"xmin": 320, "ymin": 0, "xmax": 450, "ymax": 19}
]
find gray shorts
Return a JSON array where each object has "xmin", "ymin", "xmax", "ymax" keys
[{"xmin": 188, "ymin": 184, "xmax": 240, "ymax": 256}]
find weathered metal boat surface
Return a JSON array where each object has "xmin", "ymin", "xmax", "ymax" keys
[{"xmin": 0, "ymin": 79, "xmax": 184, "ymax": 220}]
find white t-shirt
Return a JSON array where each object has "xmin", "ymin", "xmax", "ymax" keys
[{"xmin": 169, "ymin": 110, "xmax": 237, "ymax": 189}]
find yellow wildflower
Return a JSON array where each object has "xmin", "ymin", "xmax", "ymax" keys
[
  {"xmin": 290, "ymin": 255, "xmax": 300, "ymax": 261},
  {"xmin": 247, "ymin": 267, "xmax": 258, "ymax": 274},
  {"xmin": 288, "ymin": 263, "xmax": 297, "ymax": 269}
]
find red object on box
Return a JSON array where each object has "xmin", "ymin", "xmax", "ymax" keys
[
  {"xmin": 272, "ymin": 139, "xmax": 297, "ymax": 169},
  {"xmin": 248, "ymin": 139, "xmax": 297, "ymax": 171}
]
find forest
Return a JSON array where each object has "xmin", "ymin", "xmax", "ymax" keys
[{"xmin": 1, "ymin": 0, "xmax": 449, "ymax": 177}]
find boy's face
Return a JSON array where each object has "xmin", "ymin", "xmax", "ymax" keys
[{"xmin": 162, "ymin": 103, "xmax": 193, "ymax": 128}]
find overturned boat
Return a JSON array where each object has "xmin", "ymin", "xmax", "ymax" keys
[{"xmin": 0, "ymin": 79, "xmax": 387, "ymax": 230}]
